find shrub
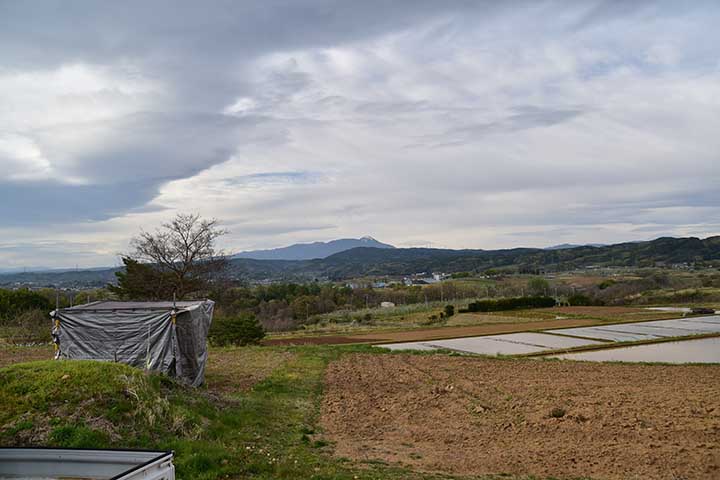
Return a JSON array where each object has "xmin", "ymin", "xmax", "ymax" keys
[
  {"xmin": 567, "ymin": 293, "xmax": 600, "ymax": 306},
  {"xmin": 0, "ymin": 290, "xmax": 52, "ymax": 323},
  {"xmin": 465, "ymin": 296, "xmax": 556, "ymax": 312},
  {"xmin": 208, "ymin": 313, "xmax": 265, "ymax": 346},
  {"xmin": 444, "ymin": 305, "xmax": 455, "ymax": 317}
]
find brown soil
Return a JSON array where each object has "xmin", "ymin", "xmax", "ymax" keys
[
  {"xmin": 263, "ymin": 335, "xmax": 383, "ymax": 346},
  {"xmin": 321, "ymin": 353, "xmax": 720, "ymax": 480}
]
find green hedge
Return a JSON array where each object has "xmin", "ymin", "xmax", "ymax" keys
[
  {"xmin": 462, "ymin": 296, "xmax": 556, "ymax": 312},
  {"xmin": 0, "ymin": 289, "xmax": 52, "ymax": 322}
]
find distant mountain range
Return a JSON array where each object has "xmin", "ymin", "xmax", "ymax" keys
[
  {"xmin": 2, "ymin": 236, "xmax": 719, "ymax": 288},
  {"xmin": 231, "ymin": 236, "xmax": 395, "ymax": 260},
  {"xmin": 544, "ymin": 243, "xmax": 606, "ymax": 250}
]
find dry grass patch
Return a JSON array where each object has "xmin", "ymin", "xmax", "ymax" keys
[{"xmin": 204, "ymin": 346, "xmax": 296, "ymax": 394}]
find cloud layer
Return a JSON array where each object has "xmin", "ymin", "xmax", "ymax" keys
[{"xmin": 1, "ymin": 0, "xmax": 719, "ymax": 268}]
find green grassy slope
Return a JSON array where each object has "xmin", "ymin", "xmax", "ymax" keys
[{"xmin": 0, "ymin": 349, "xmax": 485, "ymax": 480}]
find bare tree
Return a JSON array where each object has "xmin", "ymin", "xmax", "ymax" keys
[{"xmin": 127, "ymin": 213, "xmax": 228, "ymax": 299}]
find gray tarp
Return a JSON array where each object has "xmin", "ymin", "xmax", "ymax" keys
[{"xmin": 51, "ymin": 300, "xmax": 214, "ymax": 387}]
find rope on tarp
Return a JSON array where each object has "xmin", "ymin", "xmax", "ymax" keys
[
  {"xmin": 51, "ymin": 315, "xmax": 61, "ymax": 359},
  {"xmin": 170, "ymin": 291, "xmax": 179, "ymax": 377},
  {"xmin": 145, "ymin": 323, "xmax": 151, "ymax": 371},
  {"xmin": 51, "ymin": 290, "xmax": 61, "ymax": 360}
]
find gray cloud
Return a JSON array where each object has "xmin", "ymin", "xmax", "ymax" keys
[
  {"xmin": 1, "ymin": 112, "xmax": 276, "ymax": 225},
  {"xmin": 429, "ymin": 106, "xmax": 587, "ymax": 147},
  {"xmin": 2, "ymin": 0, "xmax": 720, "ymax": 266},
  {"xmin": 0, "ymin": 180, "xmax": 159, "ymax": 225}
]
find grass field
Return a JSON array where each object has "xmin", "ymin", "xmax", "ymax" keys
[
  {"xmin": 264, "ymin": 306, "xmax": 684, "ymax": 346},
  {"xmin": 0, "ymin": 302, "xmax": 717, "ymax": 479},
  {"xmin": 0, "ymin": 344, "xmax": 480, "ymax": 480},
  {"xmin": 1, "ymin": 338, "xmax": 719, "ymax": 479},
  {"xmin": 2, "ymin": 342, "xmax": 718, "ymax": 479}
]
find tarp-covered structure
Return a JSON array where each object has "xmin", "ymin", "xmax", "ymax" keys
[{"xmin": 51, "ymin": 300, "xmax": 214, "ymax": 387}]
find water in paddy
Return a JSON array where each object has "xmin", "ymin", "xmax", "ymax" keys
[
  {"xmin": 546, "ymin": 315, "xmax": 720, "ymax": 342},
  {"xmin": 550, "ymin": 336, "xmax": 720, "ymax": 364},
  {"xmin": 380, "ymin": 332, "xmax": 602, "ymax": 355}
]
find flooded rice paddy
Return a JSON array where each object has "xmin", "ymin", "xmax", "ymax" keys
[
  {"xmin": 379, "ymin": 315, "xmax": 720, "ymax": 363},
  {"xmin": 550, "ymin": 336, "xmax": 720, "ymax": 363},
  {"xmin": 546, "ymin": 316, "xmax": 720, "ymax": 341},
  {"xmin": 382, "ymin": 332, "xmax": 602, "ymax": 355}
]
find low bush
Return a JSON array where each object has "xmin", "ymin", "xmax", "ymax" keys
[
  {"xmin": 209, "ymin": 313, "xmax": 265, "ymax": 346},
  {"xmin": 465, "ymin": 296, "xmax": 556, "ymax": 312},
  {"xmin": 567, "ymin": 293, "xmax": 601, "ymax": 306}
]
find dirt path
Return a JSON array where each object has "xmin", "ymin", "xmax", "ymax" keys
[
  {"xmin": 264, "ymin": 318, "xmax": 600, "ymax": 346},
  {"xmin": 320, "ymin": 353, "xmax": 720, "ymax": 480}
]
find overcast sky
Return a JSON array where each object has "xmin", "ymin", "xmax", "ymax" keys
[{"xmin": 1, "ymin": 0, "xmax": 719, "ymax": 269}]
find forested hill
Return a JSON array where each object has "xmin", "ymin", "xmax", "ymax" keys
[
  {"xmin": 2, "ymin": 236, "xmax": 719, "ymax": 287},
  {"xmin": 226, "ymin": 235, "xmax": 720, "ymax": 280}
]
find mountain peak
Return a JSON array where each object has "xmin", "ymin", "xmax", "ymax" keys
[{"xmin": 231, "ymin": 236, "xmax": 395, "ymax": 261}]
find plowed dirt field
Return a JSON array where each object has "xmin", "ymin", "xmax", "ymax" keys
[{"xmin": 321, "ymin": 353, "xmax": 720, "ymax": 479}]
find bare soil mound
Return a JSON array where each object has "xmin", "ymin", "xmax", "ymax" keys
[{"xmin": 321, "ymin": 354, "xmax": 720, "ymax": 480}]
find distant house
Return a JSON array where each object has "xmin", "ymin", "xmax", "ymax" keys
[{"xmin": 380, "ymin": 301, "xmax": 395, "ymax": 308}]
